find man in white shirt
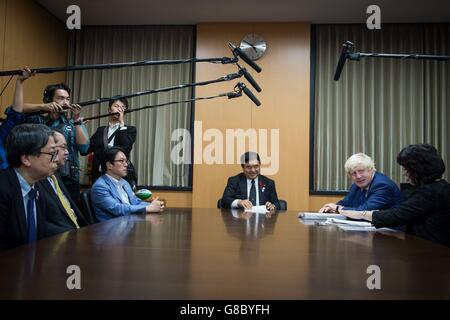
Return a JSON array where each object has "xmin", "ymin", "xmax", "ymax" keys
[{"xmin": 84, "ymin": 98, "xmax": 137, "ymax": 187}]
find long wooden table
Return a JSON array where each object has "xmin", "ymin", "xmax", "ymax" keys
[{"xmin": 1, "ymin": 208, "xmax": 450, "ymax": 299}]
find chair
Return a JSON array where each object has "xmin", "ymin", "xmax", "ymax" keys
[
  {"xmin": 80, "ymin": 189, "xmax": 98, "ymax": 224},
  {"xmin": 217, "ymin": 198, "xmax": 287, "ymax": 210},
  {"xmin": 278, "ymin": 200, "xmax": 287, "ymax": 210}
]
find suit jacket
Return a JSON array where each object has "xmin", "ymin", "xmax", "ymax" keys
[
  {"xmin": 85, "ymin": 125, "xmax": 137, "ymax": 184},
  {"xmin": 37, "ymin": 174, "xmax": 88, "ymax": 237},
  {"xmin": 0, "ymin": 168, "xmax": 47, "ymax": 250},
  {"xmin": 337, "ymin": 171, "xmax": 404, "ymax": 211},
  {"xmin": 221, "ymin": 173, "xmax": 281, "ymax": 209},
  {"xmin": 91, "ymin": 175, "xmax": 148, "ymax": 222},
  {"xmin": 372, "ymin": 180, "xmax": 450, "ymax": 247}
]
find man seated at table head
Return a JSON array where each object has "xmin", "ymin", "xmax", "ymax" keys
[
  {"xmin": 220, "ymin": 151, "xmax": 280, "ymax": 211},
  {"xmin": 36, "ymin": 129, "xmax": 88, "ymax": 236},
  {"xmin": 91, "ymin": 147, "xmax": 164, "ymax": 221},
  {"xmin": 319, "ymin": 153, "xmax": 403, "ymax": 213},
  {"xmin": 0, "ymin": 124, "xmax": 58, "ymax": 250}
]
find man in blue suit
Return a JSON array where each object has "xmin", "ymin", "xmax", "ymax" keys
[
  {"xmin": 91, "ymin": 147, "xmax": 164, "ymax": 221},
  {"xmin": 319, "ymin": 153, "xmax": 403, "ymax": 212}
]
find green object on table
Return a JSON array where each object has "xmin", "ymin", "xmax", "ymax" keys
[{"xmin": 135, "ymin": 189, "xmax": 152, "ymax": 200}]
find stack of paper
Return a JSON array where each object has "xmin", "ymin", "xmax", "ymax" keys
[
  {"xmin": 325, "ymin": 218, "xmax": 372, "ymax": 227},
  {"xmin": 245, "ymin": 205, "xmax": 269, "ymax": 214}
]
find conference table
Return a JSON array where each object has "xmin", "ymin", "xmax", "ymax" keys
[{"xmin": 1, "ymin": 208, "xmax": 450, "ymax": 300}]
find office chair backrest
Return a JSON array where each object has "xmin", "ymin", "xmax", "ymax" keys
[
  {"xmin": 80, "ymin": 189, "xmax": 98, "ymax": 224},
  {"xmin": 278, "ymin": 200, "xmax": 287, "ymax": 210}
]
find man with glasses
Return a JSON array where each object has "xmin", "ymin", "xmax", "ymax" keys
[
  {"xmin": 91, "ymin": 147, "xmax": 164, "ymax": 222},
  {"xmin": 221, "ymin": 151, "xmax": 280, "ymax": 211},
  {"xmin": 37, "ymin": 130, "xmax": 89, "ymax": 236},
  {"xmin": 319, "ymin": 153, "xmax": 404, "ymax": 213},
  {"xmin": 0, "ymin": 124, "xmax": 58, "ymax": 250}
]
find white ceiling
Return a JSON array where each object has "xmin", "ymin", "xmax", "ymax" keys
[{"xmin": 36, "ymin": 0, "xmax": 450, "ymax": 25}]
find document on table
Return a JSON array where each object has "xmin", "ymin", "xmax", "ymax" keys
[
  {"xmin": 319, "ymin": 218, "xmax": 399, "ymax": 232},
  {"xmin": 326, "ymin": 218, "xmax": 372, "ymax": 226},
  {"xmin": 315, "ymin": 218, "xmax": 372, "ymax": 227},
  {"xmin": 245, "ymin": 205, "xmax": 269, "ymax": 214},
  {"xmin": 337, "ymin": 225, "xmax": 399, "ymax": 232},
  {"xmin": 298, "ymin": 212, "xmax": 347, "ymax": 220}
]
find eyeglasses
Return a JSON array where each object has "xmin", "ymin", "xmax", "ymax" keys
[
  {"xmin": 39, "ymin": 149, "xmax": 59, "ymax": 162},
  {"xmin": 113, "ymin": 159, "xmax": 129, "ymax": 165}
]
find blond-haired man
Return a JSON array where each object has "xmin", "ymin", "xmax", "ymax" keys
[{"xmin": 319, "ymin": 153, "xmax": 403, "ymax": 213}]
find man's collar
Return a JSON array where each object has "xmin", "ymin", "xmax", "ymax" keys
[
  {"xmin": 109, "ymin": 122, "xmax": 120, "ymax": 129},
  {"xmin": 106, "ymin": 173, "xmax": 123, "ymax": 185},
  {"xmin": 246, "ymin": 176, "xmax": 259, "ymax": 184}
]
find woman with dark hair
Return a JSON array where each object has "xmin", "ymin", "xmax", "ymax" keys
[
  {"xmin": 340, "ymin": 144, "xmax": 450, "ymax": 247},
  {"xmin": 84, "ymin": 98, "xmax": 137, "ymax": 188}
]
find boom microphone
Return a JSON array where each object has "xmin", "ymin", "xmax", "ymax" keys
[
  {"xmin": 229, "ymin": 43, "xmax": 262, "ymax": 73},
  {"xmin": 333, "ymin": 41, "xmax": 354, "ymax": 81},
  {"xmin": 238, "ymin": 65, "xmax": 262, "ymax": 92},
  {"xmin": 237, "ymin": 82, "xmax": 261, "ymax": 107}
]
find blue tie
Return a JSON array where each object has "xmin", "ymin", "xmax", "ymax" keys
[
  {"xmin": 360, "ymin": 189, "xmax": 367, "ymax": 206},
  {"xmin": 26, "ymin": 188, "xmax": 37, "ymax": 243}
]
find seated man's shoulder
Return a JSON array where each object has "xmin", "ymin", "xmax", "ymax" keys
[
  {"xmin": 373, "ymin": 172, "xmax": 398, "ymax": 188},
  {"xmin": 92, "ymin": 175, "xmax": 109, "ymax": 190},
  {"xmin": 0, "ymin": 168, "xmax": 15, "ymax": 185},
  {"xmin": 259, "ymin": 174, "xmax": 275, "ymax": 184},
  {"xmin": 227, "ymin": 173, "xmax": 244, "ymax": 182}
]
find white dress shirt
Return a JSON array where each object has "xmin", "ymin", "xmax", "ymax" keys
[
  {"xmin": 231, "ymin": 176, "xmax": 260, "ymax": 208},
  {"xmin": 106, "ymin": 174, "xmax": 130, "ymax": 204},
  {"xmin": 107, "ymin": 122, "xmax": 127, "ymax": 147}
]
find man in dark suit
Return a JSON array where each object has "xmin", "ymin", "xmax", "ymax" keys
[
  {"xmin": 221, "ymin": 152, "xmax": 280, "ymax": 211},
  {"xmin": 0, "ymin": 124, "xmax": 58, "ymax": 250},
  {"xmin": 37, "ymin": 130, "xmax": 88, "ymax": 236},
  {"xmin": 83, "ymin": 98, "xmax": 137, "ymax": 188},
  {"xmin": 319, "ymin": 153, "xmax": 404, "ymax": 212}
]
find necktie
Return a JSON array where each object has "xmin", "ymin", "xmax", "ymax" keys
[
  {"xmin": 360, "ymin": 189, "xmax": 367, "ymax": 206},
  {"xmin": 26, "ymin": 188, "xmax": 37, "ymax": 243},
  {"xmin": 249, "ymin": 179, "xmax": 257, "ymax": 205},
  {"xmin": 50, "ymin": 175, "xmax": 80, "ymax": 229}
]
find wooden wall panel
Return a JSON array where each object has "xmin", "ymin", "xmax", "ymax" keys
[
  {"xmin": 152, "ymin": 191, "xmax": 192, "ymax": 208},
  {"xmin": 0, "ymin": 0, "xmax": 67, "ymax": 113}
]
